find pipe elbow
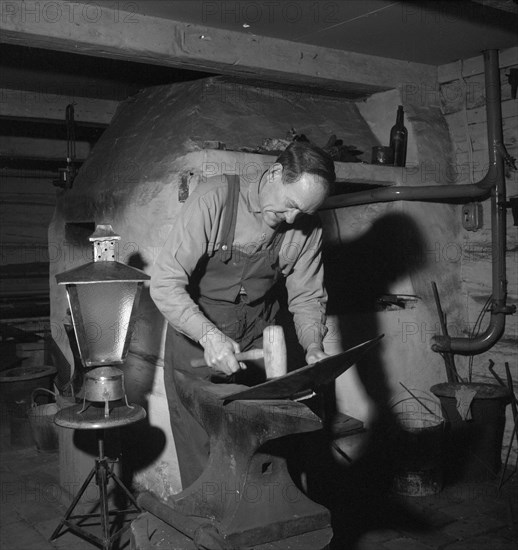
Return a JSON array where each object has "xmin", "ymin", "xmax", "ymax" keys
[
  {"xmin": 475, "ymin": 163, "xmax": 499, "ymax": 190},
  {"xmin": 431, "ymin": 314, "xmax": 506, "ymax": 355},
  {"xmin": 431, "ymin": 334, "xmax": 451, "ymax": 353}
]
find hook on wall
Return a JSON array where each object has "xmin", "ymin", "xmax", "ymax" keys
[{"xmin": 506, "ymin": 68, "xmax": 518, "ymax": 100}]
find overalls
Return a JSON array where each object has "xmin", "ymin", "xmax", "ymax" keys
[{"xmin": 164, "ymin": 175, "xmax": 285, "ymax": 488}]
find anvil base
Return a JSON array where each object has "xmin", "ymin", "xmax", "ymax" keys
[
  {"xmin": 130, "ymin": 512, "xmax": 332, "ymax": 550},
  {"xmin": 159, "ymin": 371, "xmax": 331, "ymax": 547}
]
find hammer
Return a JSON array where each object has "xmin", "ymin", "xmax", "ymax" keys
[{"xmin": 190, "ymin": 325, "xmax": 287, "ymax": 378}]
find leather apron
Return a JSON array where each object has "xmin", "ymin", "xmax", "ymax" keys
[{"xmin": 164, "ymin": 174, "xmax": 285, "ymax": 488}]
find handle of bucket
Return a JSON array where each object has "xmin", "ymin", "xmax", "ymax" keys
[
  {"xmin": 390, "ymin": 396, "xmax": 440, "ymax": 408},
  {"xmin": 390, "ymin": 397, "xmax": 444, "ymax": 421},
  {"xmin": 31, "ymin": 388, "xmax": 57, "ymax": 408}
]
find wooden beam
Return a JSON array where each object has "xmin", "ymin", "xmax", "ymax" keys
[
  {"xmin": 0, "ymin": 89, "xmax": 117, "ymax": 125},
  {"xmin": 470, "ymin": 0, "xmax": 518, "ymax": 16},
  {"xmin": 0, "ymin": 1, "xmax": 437, "ymax": 96},
  {"xmin": 0, "ymin": 136, "xmax": 90, "ymax": 160},
  {"xmin": 0, "ymin": 168, "xmax": 57, "ymax": 178}
]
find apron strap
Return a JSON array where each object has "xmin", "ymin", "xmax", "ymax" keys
[{"xmin": 219, "ymin": 174, "xmax": 240, "ymax": 262}]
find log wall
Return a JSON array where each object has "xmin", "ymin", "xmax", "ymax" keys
[
  {"xmin": 439, "ymin": 47, "xmax": 518, "ymax": 462},
  {"xmin": 0, "ymin": 171, "xmax": 56, "ymax": 319}
]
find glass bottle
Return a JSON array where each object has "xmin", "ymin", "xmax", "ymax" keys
[{"xmin": 390, "ymin": 105, "xmax": 408, "ymax": 167}]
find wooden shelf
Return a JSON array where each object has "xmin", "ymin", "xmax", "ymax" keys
[{"xmin": 334, "ymin": 161, "xmax": 403, "ymax": 187}]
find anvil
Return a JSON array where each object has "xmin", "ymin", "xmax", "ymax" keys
[{"xmin": 139, "ymin": 336, "xmax": 382, "ymax": 549}]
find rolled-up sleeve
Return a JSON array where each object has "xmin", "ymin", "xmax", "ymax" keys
[
  {"xmin": 282, "ymin": 217, "xmax": 328, "ymax": 351},
  {"xmin": 150, "ymin": 185, "xmax": 224, "ymax": 342}
]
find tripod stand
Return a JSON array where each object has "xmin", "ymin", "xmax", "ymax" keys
[{"xmin": 51, "ymin": 403, "xmax": 145, "ymax": 550}]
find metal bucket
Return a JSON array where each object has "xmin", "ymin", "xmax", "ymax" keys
[
  {"xmin": 27, "ymin": 388, "xmax": 59, "ymax": 452},
  {"xmin": 392, "ymin": 411, "xmax": 445, "ymax": 496},
  {"xmin": 0, "ymin": 366, "xmax": 56, "ymax": 448}
]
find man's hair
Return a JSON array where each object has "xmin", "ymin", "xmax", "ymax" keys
[{"xmin": 276, "ymin": 142, "xmax": 336, "ymax": 190}]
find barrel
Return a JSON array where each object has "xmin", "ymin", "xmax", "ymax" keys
[{"xmin": 431, "ymin": 382, "xmax": 511, "ymax": 481}]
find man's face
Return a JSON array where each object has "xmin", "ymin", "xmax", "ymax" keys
[{"xmin": 260, "ymin": 165, "xmax": 328, "ymax": 228}]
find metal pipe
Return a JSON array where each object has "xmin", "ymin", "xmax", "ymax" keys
[
  {"xmin": 320, "ymin": 182, "xmax": 489, "ymax": 210},
  {"xmin": 319, "ymin": 49, "xmax": 513, "ymax": 356},
  {"xmin": 321, "ymin": 73, "xmax": 504, "ymax": 210},
  {"xmin": 432, "ymin": 49, "xmax": 514, "ymax": 355}
]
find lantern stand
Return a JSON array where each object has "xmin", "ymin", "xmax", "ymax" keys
[{"xmin": 50, "ymin": 225, "xmax": 150, "ymax": 550}]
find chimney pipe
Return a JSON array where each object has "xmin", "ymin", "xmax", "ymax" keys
[{"xmin": 432, "ymin": 49, "xmax": 515, "ymax": 355}]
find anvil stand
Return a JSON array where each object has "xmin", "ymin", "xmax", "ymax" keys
[
  {"xmin": 50, "ymin": 401, "xmax": 146, "ymax": 550},
  {"xmin": 138, "ymin": 337, "xmax": 383, "ymax": 549}
]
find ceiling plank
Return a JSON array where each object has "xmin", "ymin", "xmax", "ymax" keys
[
  {"xmin": 0, "ymin": 1, "xmax": 437, "ymax": 96},
  {"xmin": 470, "ymin": 0, "xmax": 518, "ymax": 15},
  {"xmin": 0, "ymin": 89, "xmax": 117, "ymax": 125}
]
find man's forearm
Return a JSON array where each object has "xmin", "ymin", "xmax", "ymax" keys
[
  {"xmin": 292, "ymin": 310, "xmax": 327, "ymax": 352},
  {"xmin": 150, "ymin": 272, "xmax": 213, "ymax": 344}
]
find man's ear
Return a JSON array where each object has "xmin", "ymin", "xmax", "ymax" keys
[{"xmin": 269, "ymin": 162, "xmax": 283, "ymax": 181}]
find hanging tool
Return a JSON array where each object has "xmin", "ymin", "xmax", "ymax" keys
[
  {"xmin": 506, "ymin": 68, "xmax": 518, "ymax": 100},
  {"xmin": 53, "ymin": 103, "xmax": 77, "ymax": 189},
  {"xmin": 505, "ymin": 362, "xmax": 518, "ymax": 417},
  {"xmin": 431, "ymin": 282, "xmax": 461, "ymax": 383}
]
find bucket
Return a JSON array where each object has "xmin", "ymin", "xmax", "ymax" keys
[
  {"xmin": 0, "ymin": 365, "xmax": 57, "ymax": 401},
  {"xmin": 430, "ymin": 382, "xmax": 511, "ymax": 481},
  {"xmin": 0, "ymin": 365, "xmax": 57, "ymax": 448},
  {"xmin": 27, "ymin": 388, "xmax": 59, "ymax": 452},
  {"xmin": 392, "ymin": 411, "xmax": 445, "ymax": 496}
]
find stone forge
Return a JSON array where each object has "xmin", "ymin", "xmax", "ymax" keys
[{"xmin": 49, "ymin": 76, "xmax": 460, "ymax": 504}]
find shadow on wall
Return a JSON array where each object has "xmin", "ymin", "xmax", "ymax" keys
[
  {"xmin": 308, "ymin": 212, "xmax": 429, "ymax": 548},
  {"xmin": 123, "ymin": 252, "xmax": 168, "ymax": 483},
  {"xmin": 324, "ymin": 211, "xmax": 428, "ymax": 408}
]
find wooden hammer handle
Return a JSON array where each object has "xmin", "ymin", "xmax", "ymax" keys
[{"xmin": 190, "ymin": 348, "xmax": 264, "ymax": 368}]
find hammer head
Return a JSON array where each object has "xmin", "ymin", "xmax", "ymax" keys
[{"xmin": 263, "ymin": 325, "xmax": 287, "ymax": 379}]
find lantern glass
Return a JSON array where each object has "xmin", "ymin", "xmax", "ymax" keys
[{"xmin": 68, "ymin": 281, "xmax": 140, "ymax": 366}]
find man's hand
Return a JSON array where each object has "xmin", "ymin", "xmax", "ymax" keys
[
  {"xmin": 305, "ymin": 343, "xmax": 328, "ymax": 365},
  {"xmin": 199, "ymin": 326, "xmax": 246, "ymax": 375}
]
